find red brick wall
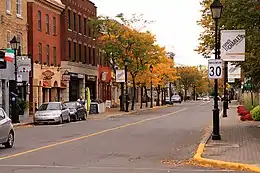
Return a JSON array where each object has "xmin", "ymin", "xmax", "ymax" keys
[{"xmin": 28, "ymin": 2, "xmax": 63, "ymax": 66}]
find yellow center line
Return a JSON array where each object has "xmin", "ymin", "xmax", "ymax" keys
[{"xmin": 0, "ymin": 108, "xmax": 187, "ymax": 161}]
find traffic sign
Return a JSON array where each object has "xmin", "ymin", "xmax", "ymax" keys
[{"xmin": 208, "ymin": 59, "xmax": 223, "ymax": 79}]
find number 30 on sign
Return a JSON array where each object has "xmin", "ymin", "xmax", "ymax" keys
[{"xmin": 208, "ymin": 59, "xmax": 223, "ymax": 79}]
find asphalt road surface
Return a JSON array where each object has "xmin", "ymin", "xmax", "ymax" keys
[{"xmin": 0, "ymin": 101, "xmax": 250, "ymax": 173}]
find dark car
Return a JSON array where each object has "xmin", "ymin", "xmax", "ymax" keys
[{"xmin": 64, "ymin": 102, "xmax": 87, "ymax": 121}]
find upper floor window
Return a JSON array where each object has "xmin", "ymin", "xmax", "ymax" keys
[
  {"xmin": 73, "ymin": 12, "xmax": 76, "ymax": 31},
  {"xmin": 46, "ymin": 45, "xmax": 50, "ymax": 65},
  {"xmin": 16, "ymin": 0, "xmax": 21, "ymax": 16},
  {"xmin": 73, "ymin": 42, "xmax": 77, "ymax": 61},
  {"xmin": 84, "ymin": 18, "xmax": 87, "ymax": 35},
  {"xmin": 38, "ymin": 43, "xmax": 42, "ymax": 63},
  {"xmin": 46, "ymin": 14, "xmax": 49, "ymax": 34},
  {"xmin": 6, "ymin": 0, "xmax": 11, "ymax": 13},
  {"xmin": 88, "ymin": 19, "xmax": 91, "ymax": 37},
  {"xmin": 6, "ymin": 31, "xmax": 11, "ymax": 48},
  {"xmin": 53, "ymin": 17, "xmax": 56, "ymax": 35},
  {"xmin": 78, "ymin": 44, "xmax": 82, "ymax": 62},
  {"xmin": 78, "ymin": 15, "xmax": 81, "ymax": 34},
  {"xmin": 84, "ymin": 45, "xmax": 87, "ymax": 63},
  {"xmin": 68, "ymin": 40, "xmax": 72, "ymax": 60},
  {"xmin": 38, "ymin": 11, "xmax": 42, "ymax": 31},
  {"xmin": 68, "ymin": 9, "xmax": 71, "ymax": 29},
  {"xmin": 53, "ymin": 47, "xmax": 57, "ymax": 66}
]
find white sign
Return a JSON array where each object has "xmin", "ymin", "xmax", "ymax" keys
[
  {"xmin": 220, "ymin": 30, "xmax": 245, "ymax": 61},
  {"xmin": 228, "ymin": 62, "xmax": 241, "ymax": 79},
  {"xmin": 228, "ymin": 78, "xmax": 235, "ymax": 83},
  {"xmin": 208, "ymin": 59, "xmax": 223, "ymax": 79},
  {"xmin": 116, "ymin": 70, "xmax": 125, "ymax": 83}
]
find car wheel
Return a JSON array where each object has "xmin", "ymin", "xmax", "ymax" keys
[
  {"xmin": 59, "ymin": 116, "xmax": 63, "ymax": 124},
  {"xmin": 82, "ymin": 112, "xmax": 87, "ymax": 120},
  {"xmin": 66, "ymin": 115, "xmax": 70, "ymax": 123},
  {"xmin": 4, "ymin": 131, "xmax": 14, "ymax": 148}
]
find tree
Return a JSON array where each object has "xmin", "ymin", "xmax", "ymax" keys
[{"xmin": 196, "ymin": 0, "xmax": 260, "ymax": 88}]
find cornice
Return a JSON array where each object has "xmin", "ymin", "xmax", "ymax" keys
[{"xmin": 28, "ymin": 0, "xmax": 65, "ymax": 13}]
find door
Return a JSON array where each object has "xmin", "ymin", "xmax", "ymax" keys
[
  {"xmin": 61, "ymin": 104, "xmax": 69, "ymax": 120},
  {"xmin": 0, "ymin": 109, "xmax": 9, "ymax": 143}
]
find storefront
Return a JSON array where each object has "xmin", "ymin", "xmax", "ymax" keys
[
  {"xmin": 32, "ymin": 64, "xmax": 64, "ymax": 109},
  {"xmin": 98, "ymin": 66, "xmax": 112, "ymax": 102},
  {"xmin": 86, "ymin": 75, "xmax": 97, "ymax": 100}
]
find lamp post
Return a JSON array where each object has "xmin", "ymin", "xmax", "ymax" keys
[
  {"xmin": 10, "ymin": 36, "xmax": 20, "ymax": 123},
  {"xmin": 150, "ymin": 65, "xmax": 153, "ymax": 108},
  {"xmin": 125, "ymin": 58, "xmax": 129, "ymax": 112},
  {"xmin": 210, "ymin": 0, "xmax": 223, "ymax": 140}
]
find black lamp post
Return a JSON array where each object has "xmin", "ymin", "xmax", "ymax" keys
[
  {"xmin": 210, "ymin": 0, "xmax": 223, "ymax": 140},
  {"xmin": 10, "ymin": 36, "xmax": 20, "ymax": 123},
  {"xmin": 125, "ymin": 58, "xmax": 129, "ymax": 112},
  {"xmin": 150, "ymin": 65, "xmax": 153, "ymax": 108}
]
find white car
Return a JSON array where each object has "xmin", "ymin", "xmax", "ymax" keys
[
  {"xmin": 203, "ymin": 96, "xmax": 210, "ymax": 101},
  {"xmin": 171, "ymin": 95, "xmax": 182, "ymax": 103},
  {"xmin": 0, "ymin": 108, "xmax": 14, "ymax": 148}
]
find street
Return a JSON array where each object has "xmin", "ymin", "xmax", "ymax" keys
[{"xmin": 0, "ymin": 101, "xmax": 248, "ymax": 173}]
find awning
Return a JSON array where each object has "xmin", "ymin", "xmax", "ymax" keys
[{"xmin": 43, "ymin": 81, "xmax": 51, "ymax": 88}]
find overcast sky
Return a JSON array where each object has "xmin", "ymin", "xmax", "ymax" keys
[{"xmin": 91, "ymin": 0, "xmax": 208, "ymax": 66}]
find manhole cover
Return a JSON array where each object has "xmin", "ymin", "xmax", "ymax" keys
[{"xmin": 206, "ymin": 143, "xmax": 239, "ymax": 148}]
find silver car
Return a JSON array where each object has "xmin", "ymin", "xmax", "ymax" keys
[
  {"xmin": 34, "ymin": 102, "xmax": 70, "ymax": 124},
  {"xmin": 0, "ymin": 108, "xmax": 14, "ymax": 148}
]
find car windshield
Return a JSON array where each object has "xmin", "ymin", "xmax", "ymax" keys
[
  {"xmin": 65, "ymin": 102, "xmax": 77, "ymax": 109},
  {"xmin": 38, "ymin": 103, "xmax": 61, "ymax": 111}
]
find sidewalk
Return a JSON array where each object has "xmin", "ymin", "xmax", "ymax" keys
[
  {"xmin": 195, "ymin": 101, "xmax": 260, "ymax": 172},
  {"xmin": 88, "ymin": 102, "xmax": 168, "ymax": 120}
]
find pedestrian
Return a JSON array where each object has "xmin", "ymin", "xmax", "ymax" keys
[{"xmin": 77, "ymin": 96, "xmax": 85, "ymax": 105}]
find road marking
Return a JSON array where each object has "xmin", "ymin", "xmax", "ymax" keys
[
  {"xmin": 0, "ymin": 108, "xmax": 187, "ymax": 161},
  {"xmin": 0, "ymin": 164, "xmax": 234, "ymax": 172}
]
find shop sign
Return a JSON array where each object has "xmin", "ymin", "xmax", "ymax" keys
[
  {"xmin": 116, "ymin": 70, "xmax": 125, "ymax": 83},
  {"xmin": 78, "ymin": 74, "xmax": 84, "ymax": 79},
  {"xmin": 87, "ymin": 75, "xmax": 96, "ymax": 81},
  {"xmin": 62, "ymin": 70, "xmax": 70, "ymax": 81},
  {"xmin": 42, "ymin": 70, "xmax": 54, "ymax": 80}
]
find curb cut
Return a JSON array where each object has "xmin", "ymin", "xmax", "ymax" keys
[{"xmin": 193, "ymin": 117, "xmax": 260, "ymax": 172}]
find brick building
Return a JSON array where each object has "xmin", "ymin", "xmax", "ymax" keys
[
  {"xmin": 60, "ymin": 0, "xmax": 98, "ymax": 101},
  {"xmin": 27, "ymin": 0, "xmax": 65, "ymax": 112},
  {"xmin": 0, "ymin": 0, "xmax": 29, "ymax": 118}
]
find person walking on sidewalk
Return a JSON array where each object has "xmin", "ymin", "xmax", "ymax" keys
[{"xmin": 77, "ymin": 96, "xmax": 85, "ymax": 105}]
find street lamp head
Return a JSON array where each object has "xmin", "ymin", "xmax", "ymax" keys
[
  {"xmin": 10, "ymin": 36, "xmax": 20, "ymax": 50},
  {"xmin": 210, "ymin": 0, "xmax": 223, "ymax": 20},
  {"xmin": 149, "ymin": 64, "xmax": 153, "ymax": 72}
]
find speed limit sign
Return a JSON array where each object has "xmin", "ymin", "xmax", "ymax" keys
[{"xmin": 208, "ymin": 59, "xmax": 223, "ymax": 79}]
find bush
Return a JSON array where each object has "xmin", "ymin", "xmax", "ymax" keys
[
  {"xmin": 250, "ymin": 105, "xmax": 260, "ymax": 121},
  {"xmin": 244, "ymin": 113, "xmax": 253, "ymax": 121}
]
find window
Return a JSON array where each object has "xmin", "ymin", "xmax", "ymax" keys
[
  {"xmin": 93, "ymin": 48, "xmax": 96, "ymax": 65},
  {"xmin": 88, "ymin": 19, "xmax": 91, "ymax": 36},
  {"xmin": 73, "ymin": 12, "xmax": 76, "ymax": 31},
  {"xmin": 17, "ymin": 33, "xmax": 22, "ymax": 53},
  {"xmin": 16, "ymin": 0, "xmax": 21, "ymax": 16},
  {"xmin": 38, "ymin": 43, "xmax": 42, "ymax": 63},
  {"xmin": 53, "ymin": 17, "xmax": 56, "ymax": 35},
  {"xmin": 68, "ymin": 9, "xmax": 71, "ymax": 29},
  {"xmin": 38, "ymin": 11, "xmax": 42, "ymax": 31},
  {"xmin": 6, "ymin": 0, "xmax": 11, "ymax": 13},
  {"xmin": 73, "ymin": 42, "xmax": 76, "ymax": 61},
  {"xmin": 88, "ymin": 47, "xmax": 91, "ymax": 64},
  {"xmin": 53, "ymin": 47, "xmax": 57, "ymax": 66},
  {"xmin": 68, "ymin": 41, "xmax": 71, "ymax": 60},
  {"xmin": 46, "ymin": 45, "xmax": 50, "ymax": 65},
  {"xmin": 84, "ymin": 45, "xmax": 87, "ymax": 63},
  {"xmin": 78, "ymin": 44, "xmax": 82, "ymax": 62},
  {"xmin": 83, "ymin": 18, "xmax": 87, "ymax": 35},
  {"xmin": 78, "ymin": 15, "xmax": 81, "ymax": 34},
  {"xmin": 46, "ymin": 14, "xmax": 49, "ymax": 34},
  {"xmin": 7, "ymin": 31, "xmax": 11, "ymax": 48}
]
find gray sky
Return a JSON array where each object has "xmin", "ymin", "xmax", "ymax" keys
[{"xmin": 91, "ymin": 0, "xmax": 208, "ymax": 66}]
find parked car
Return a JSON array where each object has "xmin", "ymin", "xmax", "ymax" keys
[
  {"xmin": 64, "ymin": 101, "xmax": 87, "ymax": 121},
  {"xmin": 34, "ymin": 102, "xmax": 70, "ymax": 124},
  {"xmin": 172, "ymin": 95, "xmax": 182, "ymax": 103},
  {"xmin": 0, "ymin": 108, "xmax": 14, "ymax": 148},
  {"xmin": 202, "ymin": 96, "xmax": 210, "ymax": 101},
  {"xmin": 165, "ymin": 97, "xmax": 173, "ymax": 104}
]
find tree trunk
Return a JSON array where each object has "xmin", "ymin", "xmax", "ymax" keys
[
  {"xmin": 193, "ymin": 86, "xmax": 196, "ymax": 101},
  {"xmin": 140, "ymin": 86, "xmax": 143, "ymax": 109},
  {"xmin": 157, "ymin": 85, "xmax": 160, "ymax": 106},
  {"xmin": 144, "ymin": 86, "xmax": 148, "ymax": 107},
  {"xmin": 161, "ymin": 88, "xmax": 164, "ymax": 105},
  {"xmin": 184, "ymin": 89, "xmax": 187, "ymax": 102},
  {"xmin": 131, "ymin": 77, "xmax": 136, "ymax": 111},
  {"xmin": 164, "ymin": 88, "xmax": 166, "ymax": 104}
]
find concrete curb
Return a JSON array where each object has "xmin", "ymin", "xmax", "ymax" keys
[
  {"xmin": 193, "ymin": 113, "xmax": 260, "ymax": 172},
  {"xmin": 13, "ymin": 122, "xmax": 34, "ymax": 128}
]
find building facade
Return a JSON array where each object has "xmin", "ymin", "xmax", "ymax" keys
[
  {"xmin": 60, "ymin": 0, "xmax": 98, "ymax": 101},
  {"xmin": 27, "ymin": 0, "xmax": 65, "ymax": 112},
  {"xmin": 0, "ymin": 0, "xmax": 29, "ymax": 119}
]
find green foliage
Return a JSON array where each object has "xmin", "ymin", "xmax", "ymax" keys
[{"xmin": 250, "ymin": 105, "xmax": 260, "ymax": 121}]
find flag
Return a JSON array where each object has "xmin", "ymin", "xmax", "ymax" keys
[{"xmin": 4, "ymin": 48, "xmax": 15, "ymax": 62}]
